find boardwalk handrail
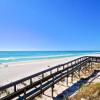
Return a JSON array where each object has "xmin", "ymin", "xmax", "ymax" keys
[
  {"xmin": 0, "ymin": 56, "xmax": 100, "ymax": 100},
  {"xmin": 0, "ymin": 56, "xmax": 88, "ymax": 91}
]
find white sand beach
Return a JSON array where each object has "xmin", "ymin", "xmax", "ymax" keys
[{"xmin": 0, "ymin": 54, "xmax": 100, "ymax": 86}]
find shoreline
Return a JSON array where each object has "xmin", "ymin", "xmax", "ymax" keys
[
  {"xmin": 0, "ymin": 53, "xmax": 100, "ymax": 86},
  {"xmin": 0, "ymin": 55, "xmax": 86, "ymax": 64},
  {"xmin": 0, "ymin": 55, "xmax": 80, "ymax": 64},
  {"xmin": 0, "ymin": 52, "xmax": 99, "ymax": 64}
]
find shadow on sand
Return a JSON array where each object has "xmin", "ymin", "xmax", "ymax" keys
[{"xmin": 54, "ymin": 70, "xmax": 100, "ymax": 100}]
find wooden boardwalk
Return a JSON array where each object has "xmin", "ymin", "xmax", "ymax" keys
[{"xmin": 0, "ymin": 56, "xmax": 100, "ymax": 100}]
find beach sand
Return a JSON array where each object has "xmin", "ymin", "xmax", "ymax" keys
[{"xmin": 0, "ymin": 53, "xmax": 100, "ymax": 86}]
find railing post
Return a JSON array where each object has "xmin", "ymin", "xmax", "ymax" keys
[
  {"xmin": 57, "ymin": 67, "xmax": 59, "ymax": 72},
  {"xmin": 42, "ymin": 73, "xmax": 44, "ymax": 94},
  {"xmin": 85, "ymin": 66, "xmax": 87, "ymax": 75},
  {"xmin": 50, "ymin": 70, "xmax": 55, "ymax": 98},
  {"xmin": 90, "ymin": 61, "xmax": 93, "ymax": 71},
  {"xmin": 40, "ymin": 80, "xmax": 43, "ymax": 96},
  {"xmin": 66, "ymin": 68, "xmax": 69, "ymax": 86},
  {"xmin": 14, "ymin": 85, "xmax": 16, "ymax": 92},
  {"xmin": 57, "ymin": 67, "xmax": 59, "ymax": 85},
  {"xmin": 63, "ymin": 65, "xmax": 65, "ymax": 81},
  {"xmin": 30, "ymin": 78, "xmax": 32, "ymax": 85},
  {"xmin": 71, "ymin": 72, "xmax": 74, "ymax": 83},
  {"xmin": 51, "ymin": 85, "xmax": 54, "ymax": 98},
  {"xmin": 24, "ymin": 89, "xmax": 26, "ymax": 100},
  {"xmin": 78, "ymin": 67, "xmax": 81, "ymax": 79}
]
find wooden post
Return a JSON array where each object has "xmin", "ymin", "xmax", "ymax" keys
[
  {"xmin": 50, "ymin": 70, "xmax": 55, "ymax": 98},
  {"xmin": 42, "ymin": 73, "xmax": 44, "ymax": 94},
  {"xmin": 57, "ymin": 67, "xmax": 59, "ymax": 72},
  {"xmin": 71, "ymin": 61, "xmax": 74, "ymax": 83},
  {"xmin": 66, "ymin": 67, "xmax": 69, "ymax": 86},
  {"xmin": 90, "ymin": 62, "xmax": 93, "ymax": 71},
  {"xmin": 40, "ymin": 80, "xmax": 43, "ymax": 96},
  {"xmin": 85, "ymin": 67, "xmax": 86, "ymax": 75},
  {"xmin": 89, "ymin": 62, "xmax": 91, "ymax": 71},
  {"xmin": 66, "ymin": 76, "xmax": 68, "ymax": 86},
  {"xmin": 63, "ymin": 65, "xmax": 65, "ymax": 81},
  {"xmin": 78, "ymin": 68, "xmax": 80, "ymax": 79},
  {"xmin": 14, "ymin": 85, "xmax": 16, "ymax": 92},
  {"xmin": 51, "ymin": 85, "xmax": 54, "ymax": 98},
  {"xmin": 57, "ymin": 67, "xmax": 59, "ymax": 85},
  {"xmin": 30, "ymin": 78, "xmax": 32, "ymax": 85},
  {"xmin": 71, "ymin": 73, "xmax": 73, "ymax": 83},
  {"xmin": 24, "ymin": 89, "xmax": 26, "ymax": 100}
]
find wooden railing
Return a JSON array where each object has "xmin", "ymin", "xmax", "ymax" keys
[{"xmin": 0, "ymin": 56, "xmax": 100, "ymax": 100}]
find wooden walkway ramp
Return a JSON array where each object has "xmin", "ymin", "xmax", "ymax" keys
[{"xmin": 0, "ymin": 56, "xmax": 100, "ymax": 100}]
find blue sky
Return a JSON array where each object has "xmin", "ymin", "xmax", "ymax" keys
[{"xmin": 0, "ymin": 0, "xmax": 100, "ymax": 51}]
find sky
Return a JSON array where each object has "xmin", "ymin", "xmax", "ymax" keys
[{"xmin": 0, "ymin": 0, "xmax": 100, "ymax": 51}]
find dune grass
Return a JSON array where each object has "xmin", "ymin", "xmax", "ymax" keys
[{"xmin": 69, "ymin": 83, "xmax": 100, "ymax": 100}]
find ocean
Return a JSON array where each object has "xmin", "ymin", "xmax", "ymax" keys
[{"xmin": 0, "ymin": 51, "xmax": 99, "ymax": 63}]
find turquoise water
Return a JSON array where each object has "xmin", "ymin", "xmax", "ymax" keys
[{"xmin": 0, "ymin": 51, "xmax": 99, "ymax": 63}]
